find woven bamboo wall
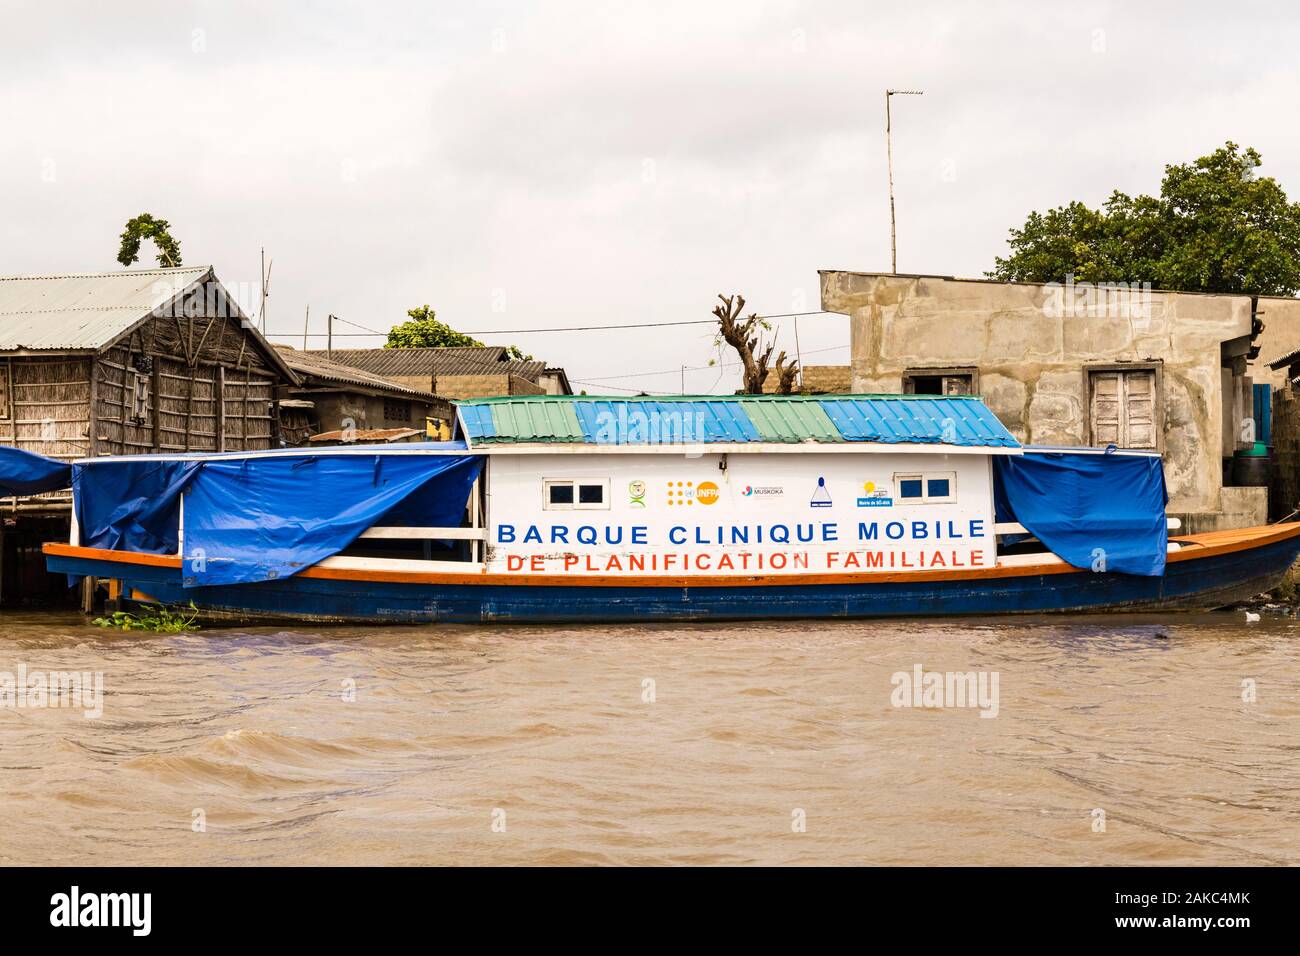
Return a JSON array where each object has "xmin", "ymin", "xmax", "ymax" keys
[{"xmin": 1, "ymin": 356, "xmax": 92, "ymax": 510}]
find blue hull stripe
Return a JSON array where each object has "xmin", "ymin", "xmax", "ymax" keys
[{"xmin": 45, "ymin": 535, "xmax": 1300, "ymax": 624}]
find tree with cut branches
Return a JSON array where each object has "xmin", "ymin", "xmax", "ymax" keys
[
  {"xmin": 117, "ymin": 213, "xmax": 183, "ymax": 268},
  {"xmin": 712, "ymin": 293, "xmax": 798, "ymax": 394}
]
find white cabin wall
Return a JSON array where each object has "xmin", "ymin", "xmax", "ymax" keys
[{"xmin": 485, "ymin": 450, "xmax": 997, "ymax": 576}]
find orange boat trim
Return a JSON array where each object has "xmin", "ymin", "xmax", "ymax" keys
[{"xmin": 42, "ymin": 522, "xmax": 1300, "ymax": 588}]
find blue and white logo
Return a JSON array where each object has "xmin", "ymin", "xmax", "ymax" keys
[{"xmin": 810, "ymin": 476, "xmax": 832, "ymax": 508}]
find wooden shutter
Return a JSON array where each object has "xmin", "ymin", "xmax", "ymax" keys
[
  {"xmin": 1123, "ymin": 370, "xmax": 1155, "ymax": 448},
  {"xmin": 1090, "ymin": 372, "xmax": 1122, "ymax": 445},
  {"xmin": 1089, "ymin": 369, "xmax": 1156, "ymax": 449},
  {"xmin": 942, "ymin": 375, "xmax": 972, "ymax": 395}
]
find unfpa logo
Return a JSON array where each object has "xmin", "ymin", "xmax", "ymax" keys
[{"xmin": 695, "ymin": 481, "xmax": 720, "ymax": 505}]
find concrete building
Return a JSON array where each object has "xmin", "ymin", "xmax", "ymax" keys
[
  {"xmin": 760, "ymin": 364, "xmax": 852, "ymax": 394},
  {"xmin": 539, "ymin": 366, "xmax": 573, "ymax": 396},
  {"xmin": 307, "ymin": 346, "xmax": 571, "ymax": 399},
  {"xmin": 819, "ymin": 270, "xmax": 1273, "ymax": 530}
]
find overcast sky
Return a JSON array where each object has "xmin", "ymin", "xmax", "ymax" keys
[{"xmin": 3, "ymin": 1, "xmax": 1298, "ymax": 393}]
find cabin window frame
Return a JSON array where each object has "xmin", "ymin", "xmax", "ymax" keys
[
  {"xmin": 543, "ymin": 477, "xmax": 611, "ymax": 511},
  {"xmin": 893, "ymin": 470, "xmax": 957, "ymax": 504}
]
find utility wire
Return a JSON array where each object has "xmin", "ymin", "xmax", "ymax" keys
[
  {"xmin": 568, "ymin": 380, "xmax": 678, "ymax": 395},
  {"xmin": 460, "ymin": 311, "xmax": 836, "ymax": 334},
  {"xmin": 331, "ymin": 315, "xmax": 388, "ymax": 335},
  {"xmin": 576, "ymin": 343, "xmax": 850, "ymax": 382},
  {"xmin": 266, "ymin": 311, "xmax": 840, "ymax": 339}
]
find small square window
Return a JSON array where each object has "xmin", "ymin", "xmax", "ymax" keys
[
  {"xmin": 894, "ymin": 471, "xmax": 956, "ymax": 504},
  {"xmin": 543, "ymin": 478, "xmax": 610, "ymax": 511}
]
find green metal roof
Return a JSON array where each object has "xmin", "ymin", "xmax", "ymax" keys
[
  {"xmin": 484, "ymin": 397, "xmax": 583, "ymax": 442},
  {"xmin": 740, "ymin": 398, "xmax": 842, "ymax": 442}
]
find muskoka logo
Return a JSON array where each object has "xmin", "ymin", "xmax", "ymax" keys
[{"xmin": 50, "ymin": 886, "xmax": 151, "ymax": 936}]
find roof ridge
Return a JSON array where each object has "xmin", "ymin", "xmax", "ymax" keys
[
  {"xmin": 0, "ymin": 265, "xmax": 210, "ymax": 282},
  {"xmin": 455, "ymin": 393, "xmax": 991, "ymax": 404}
]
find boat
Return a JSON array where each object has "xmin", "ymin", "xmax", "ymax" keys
[{"xmin": 39, "ymin": 394, "xmax": 1300, "ymax": 624}]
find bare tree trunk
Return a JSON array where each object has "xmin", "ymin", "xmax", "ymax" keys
[{"xmin": 713, "ymin": 293, "xmax": 799, "ymax": 394}]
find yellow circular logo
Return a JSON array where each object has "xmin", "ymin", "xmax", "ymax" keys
[{"xmin": 696, "ymin": 481, "xmax": 720, "ymax": 505}]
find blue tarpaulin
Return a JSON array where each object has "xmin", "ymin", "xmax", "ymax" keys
[
  {"xmin": 994, "ymin": 451, "xmax": 1169, "ymax": 577},
  {"xmin": 73, "ymin": 452, "xmax": 483, "ymax": 587},
  {"xmin": 181, "ymin": 454, "xmax": 482, "ymax": 586},
  {"xmin": 0, "ymin": 446, "xmax": 72, "ymax": 496},
  {"xmin": 74, "ymin": 459, "xmax": 201, "ymax": 555}
]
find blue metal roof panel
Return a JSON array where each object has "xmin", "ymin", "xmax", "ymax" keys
[
  {"xmin": 458, "ymin": 404, "xmax": 497, "ymax": 442},
  {"xmin": 572, "ymin": 400, "xmax": 761, "ymax": 444},
  {"xmin": 818, "ymin": 397, "xmax": 1018, "ymax": 447}
]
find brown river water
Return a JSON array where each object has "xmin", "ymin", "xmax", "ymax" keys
[{"xmin": 1, "ymin": 609, "xmax": 1298, "ymax": 866}]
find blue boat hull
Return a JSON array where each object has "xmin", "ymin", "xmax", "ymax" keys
[{"xmin": 45, "ymin": 533, "xmax": 1300, "ymax": 624}]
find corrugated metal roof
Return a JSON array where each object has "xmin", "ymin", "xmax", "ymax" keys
[
  {"xmin": 741, "ymin": 398, "xmax": 842, "ymax": 442},
  {"xmin": 274, "ymin": 345, "xmax": 439, "ymax": 400},
  {"xmin": 304, "ymin": 346, "xmax": 504, "ymax": 378},
  {"xmin": 820, "ymin": 397, "xmax": 1017, "ymax": 446},
  {"xmin": 491, "ymin": 399, "xmax": 584, "ymax": 441},
  {"xmin": 307, "ymin": 427, "xmax": 424, "ymax": 443},
  {"xmin": 458, "ymin": 403, "xmax": 497, "ymax": 440},
  {"xmin": 457, "ymin": 395, "xmax": 1020, "ymax": 448},
  {"xmin": 0, "ymin": 266, "xmax": 210, "ymax": 350},
  {"xmin": 444, "ymin": 358, "xmax": 547, "ymax": 381},
  {"xmin": 303, "ymin": 346, "xmax": 543, "ymax": 378},
  {"xmin": 570, "ymin": 399, "xmax": 759, "ymax": 444},
  {"xmin": 1268, "ymin": 347, "xmax": 1300, "ymax": 370}
]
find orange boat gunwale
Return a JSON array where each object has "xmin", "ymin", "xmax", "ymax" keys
[{"xmin": 42, "ymin": 522, "xmax": 1300, "ymax": 589}]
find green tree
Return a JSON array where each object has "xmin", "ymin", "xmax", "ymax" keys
[
  {"xmin": 385, "ymin": 305, "xmax": 532, "ymax": 359},
  {"xmin": 117, "ymin": 213, "xmax": 183, "ymax": 268},
  {"xmin": 988, "ymin": 143, "xmax": 1300, "ymax": 296},
  {"xmin": 386, "ymin": 305, "xmax": 482, "ymax": 348}
]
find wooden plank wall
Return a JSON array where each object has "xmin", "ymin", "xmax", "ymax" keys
[{"xmin": 94, "ymin": 287, "xmax": 279, "ymax": 455}]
